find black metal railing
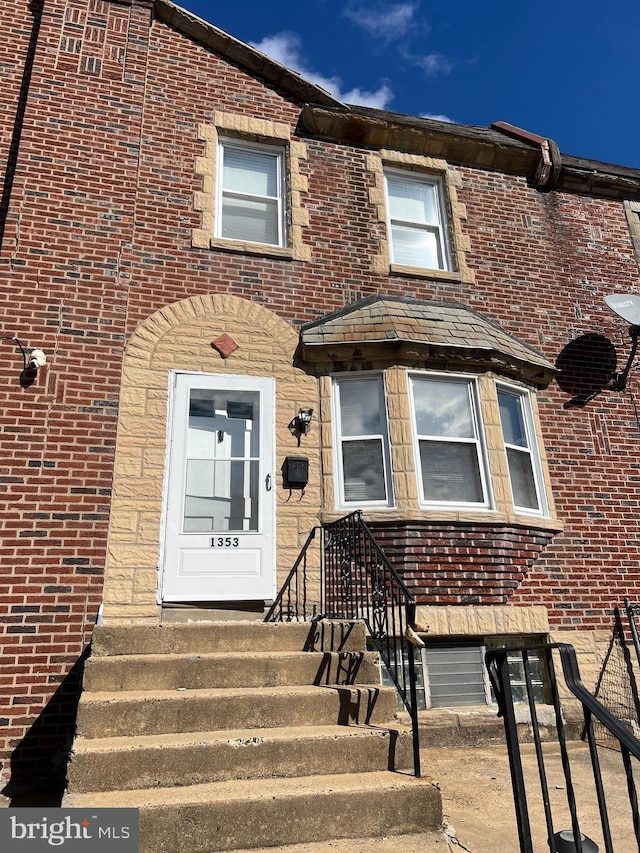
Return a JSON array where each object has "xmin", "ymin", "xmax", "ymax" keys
[
  {"xmin": 624, "ymin": 599, "xmax": 640, "ymax": 675},
  {"xmin": 486, "ymin": 642, "xmax": 640, "ymax": 853},
  {"xmin": 323, "ymin": 511, "xmax": 421, "ymax": 777},
  {"xmin": 265, "ymin": 511, "xmax": 422, "ymax": 777},
  {"xmin": 264, "ymin": 527, "xmax": 319, "ymax": 623}
]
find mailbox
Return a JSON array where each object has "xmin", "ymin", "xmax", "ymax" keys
[{"xmin": 283, "ymin": 456, "xmax": 309, "ymax": 488}]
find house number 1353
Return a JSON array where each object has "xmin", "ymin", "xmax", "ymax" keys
[{"xmin": 211, "ymin": 537, "xmax": 240, "ymax": 547}]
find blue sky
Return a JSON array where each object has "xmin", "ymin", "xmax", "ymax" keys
[{"xmin": 178, "ymin": 0, "xmax": 640, "ymax": 169}]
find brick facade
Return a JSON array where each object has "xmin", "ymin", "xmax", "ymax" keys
[{"xmin": 1, "ymin": 0, "xmax": 640, "ymax": 793}]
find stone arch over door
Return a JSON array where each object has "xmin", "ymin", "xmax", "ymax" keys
[{"xmin": 102, "ymin": 294, "xmax": 320, "ymax": 623}]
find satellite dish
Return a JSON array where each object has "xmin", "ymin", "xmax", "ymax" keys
[
  {"xmin": 603, "ymin": 294, "xmax": 640, "ymax": 391},
  {"xmin": 604, "ymin": 293, "xmax": 640, "ymax": 327}
]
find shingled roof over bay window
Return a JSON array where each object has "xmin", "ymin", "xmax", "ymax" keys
[{"xmin": 299, "ymin": 295, "xmax": 556, "ymax": 387}]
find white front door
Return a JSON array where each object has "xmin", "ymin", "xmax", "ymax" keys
[{"xmin": 161, "ymin": 372, "xmax": 275, "ymax": 602}]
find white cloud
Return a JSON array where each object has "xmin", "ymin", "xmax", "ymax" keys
[
  {"xmin": 420, "ymin": 112, "xmax": 454, "ymax": 123},
  {"xmin": 250, "ymin": 32, "xmax": 394, "ymax": 109},
  {"xmin": 413, "ymin": 51, "xmax": 453, "ymax": 77},
  {"xmin": 343, "ymin": 2, "xmax": 419, "ymax": 41}
]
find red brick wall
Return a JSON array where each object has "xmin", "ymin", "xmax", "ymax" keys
[
  {"xmin": 0, "ymin": 0, "xmax": 153, "ymax": 791},
  {"xmin": 1, "ymin": 0, "xmax": 640, "ymax": 791},
  {"xmin": 369, "ymin": 522, "xmax": 555, "ymax": 606}
]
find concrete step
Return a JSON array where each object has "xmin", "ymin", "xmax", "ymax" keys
[
  {"xmin": 63, "ymin": 771, "xmax": 442, "ymax": 853},
  {"xmin": 76, "ymin": 684, "xmax": 399, "ymax": 739},
  {"xmin": 82, "ymin": 650, "xmax": 380, "ymax": 692},
  {"xmin": 92, "ymin": 620, "xmax": 365, "ymax": 657},
  {"xmin": 67, "ymin": 723, "xmax": 414, "ymax": 792}
]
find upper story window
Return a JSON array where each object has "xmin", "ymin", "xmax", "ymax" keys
[
  {"xmin": 497, "ymin": 384, "xmax": 546, "ymax": 515},
  {"xmin": 409, "ymin": 374, "xmax": 491, "ymax": 508},
  {"xmin": 216, "ymin": 140, "xmax": 286, "ymax": 247},
  {"xmin": 333, "ymin": 374, "xmax": 393, "ymax": 507},
  {"xmin": 384, "ymin": 170, "xmax": 450, "ymax": 271}
]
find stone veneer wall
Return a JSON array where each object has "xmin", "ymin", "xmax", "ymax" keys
[{"xmin": 102, "ymin": 294, "xmax": 321, "ymax": 623}]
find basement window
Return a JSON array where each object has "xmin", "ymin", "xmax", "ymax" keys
[{"xmin": 376, "ymin": 636, "xmax": 550, "ymax": 710}]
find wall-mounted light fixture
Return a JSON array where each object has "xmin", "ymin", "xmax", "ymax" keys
[
  {"xmin": 288, "ymin": 407, "xmax": 314, "ymax": 446},
  {"xmin": 2, "ymin": 336, "xmax": 46, "ymax": 386}
]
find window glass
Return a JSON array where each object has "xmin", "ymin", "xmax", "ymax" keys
[
  {"xmin": 221, "ymin": 196, "xmax": 279, "ymax": 245},
  {"xmin": 390, "ymin": 226, "xmax": 442, "ymax": 271},
  {"xmin": 342, "ymin": 440, "xmax": 387, "ymax": 502},
  {"xmin": 218, "ymin": 142, "xmax": 284, "ymax": 247},
  {"xmin": 411, "ymin": 375, "xmax": 488, "ymax": 506},
  {"xmin": 223, "ymin": 148, "xmax": 278, "ymax": 196},
  {"xmin": 424, "ymin": 645, "xmax": 488, "ymax": 708},
  {"xmin": 413, "ymin": 379, "xmax": 474, "ymax": 437},
  {"xmin": 419, "ymin": 441, "xmax": 484, "ymax": 503},
  {"xmin": 339, "ymin": 377, "xmax": 383, "ymax": 436},
  {"xmin": 485, "ymin": 637, "xmax": 551, "ymax": 705},
  {"xmin": 335, "ymin": 376, "xmax": 392, "ymax": 506},
  {"xmin": 385, "ymin": 171, "xmax": 449, "ymax": 270},
  {"xmin": 387, "ymin": 177, "xmax": 439, "ymax": 225},
  {"xmin": 497, "ymin": 387, "xmax": 542, "ymax": 513}
]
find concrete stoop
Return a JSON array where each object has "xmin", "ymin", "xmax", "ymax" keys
[{"xmin": 65, "ymin": 620, "xmax": 442, "ymax": 852}]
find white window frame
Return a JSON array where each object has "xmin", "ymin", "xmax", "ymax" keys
[
  {"xmin": 384, "ymin": 168, "xmax": 451, "ymax": 271},
  {"xmin": 332, "ymin": 372, "xmax": 394, "ymax": 509},
  {"xmin": 408, "ymin": 372, "xmax": 493, "ymax": 510},
  {"xmin": 496, "ymin": 381, "xmax": 547, "ymax": 516},
  {"xmin": 216, "ymin": 138, "xmax": 287, "ymax": 248}
]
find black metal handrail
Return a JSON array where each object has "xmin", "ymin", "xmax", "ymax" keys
[
  {"xmin": 486, "ymin": 642, "xmax": 640, "ymax": 853},
  {"xmin": 322, "ymin": 511, "xmax": 421, "ymax": 777},
  {"xmin": 265, "ymin": 511, "xmax": 422, "ymax": 777},
  {"xmin": 264, "ymin": 527, "xmax": 319, "ymax": 623},
  {"xmin": 624, "ymin": 598, "xmax": 640, "ymax": 675}
]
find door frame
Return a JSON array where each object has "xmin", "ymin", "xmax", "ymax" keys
[{"xmin": 158, "ymin": 370, "xmax": 276, "ymax": 604}]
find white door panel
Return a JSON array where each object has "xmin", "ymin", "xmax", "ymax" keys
[{"xmin": 162, "ymin": 373, "xmax": 275, "ymax": 601}]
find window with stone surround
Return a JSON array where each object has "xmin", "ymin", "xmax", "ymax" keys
[
  {"xmin": 366, "ymin": 151, "xmax": 474, "ymax": 283},
  {"xmin": 193, "ymin": 111, "xmax": 310, "ymax": 261},
  {"xmin": 217, "ymin": 140, "xmax": 286, "ymax": 247},
  {"xmin": 384, "ymin": 170, "xmax": 451, "ymax": 271}
]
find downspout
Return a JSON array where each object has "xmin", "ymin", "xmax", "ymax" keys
[
  {"xmin": 491, "ymin": 121, "xmax": 562, "ymax": 189},
  {"xmin": 0, "ymin": 0, "xmax": 45, "ymax": 252}
]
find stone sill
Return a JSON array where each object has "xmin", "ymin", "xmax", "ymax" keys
[
  {"xmin": 207, "ymin": 238, "xmax": 295, "ymax": 260},
  {"xmin": 389, "ymin": 263, "xmax": 463, "ymax": 282},
  {"xmin": 318, "ymin": 506, "xmax": 563, "ymax": 533}
]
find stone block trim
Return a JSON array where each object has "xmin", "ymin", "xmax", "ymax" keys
[
  {"xmin": 193, "ymin": 112, "xmax": 311, "ymax": 260},
  {"xmin": 366, "ymin": 149, "xmax": 475, "ymax": 283},
  {"xmin": 416, "ymin": 604, "xmax": 550, "ymax": 637},
  {"xmin": 624, "ymin": 201, "xmax": 640, "ymax": 269},
  {"xmin": 103, "ymin": 294, "xmax": 320, "ymax": 623}
]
